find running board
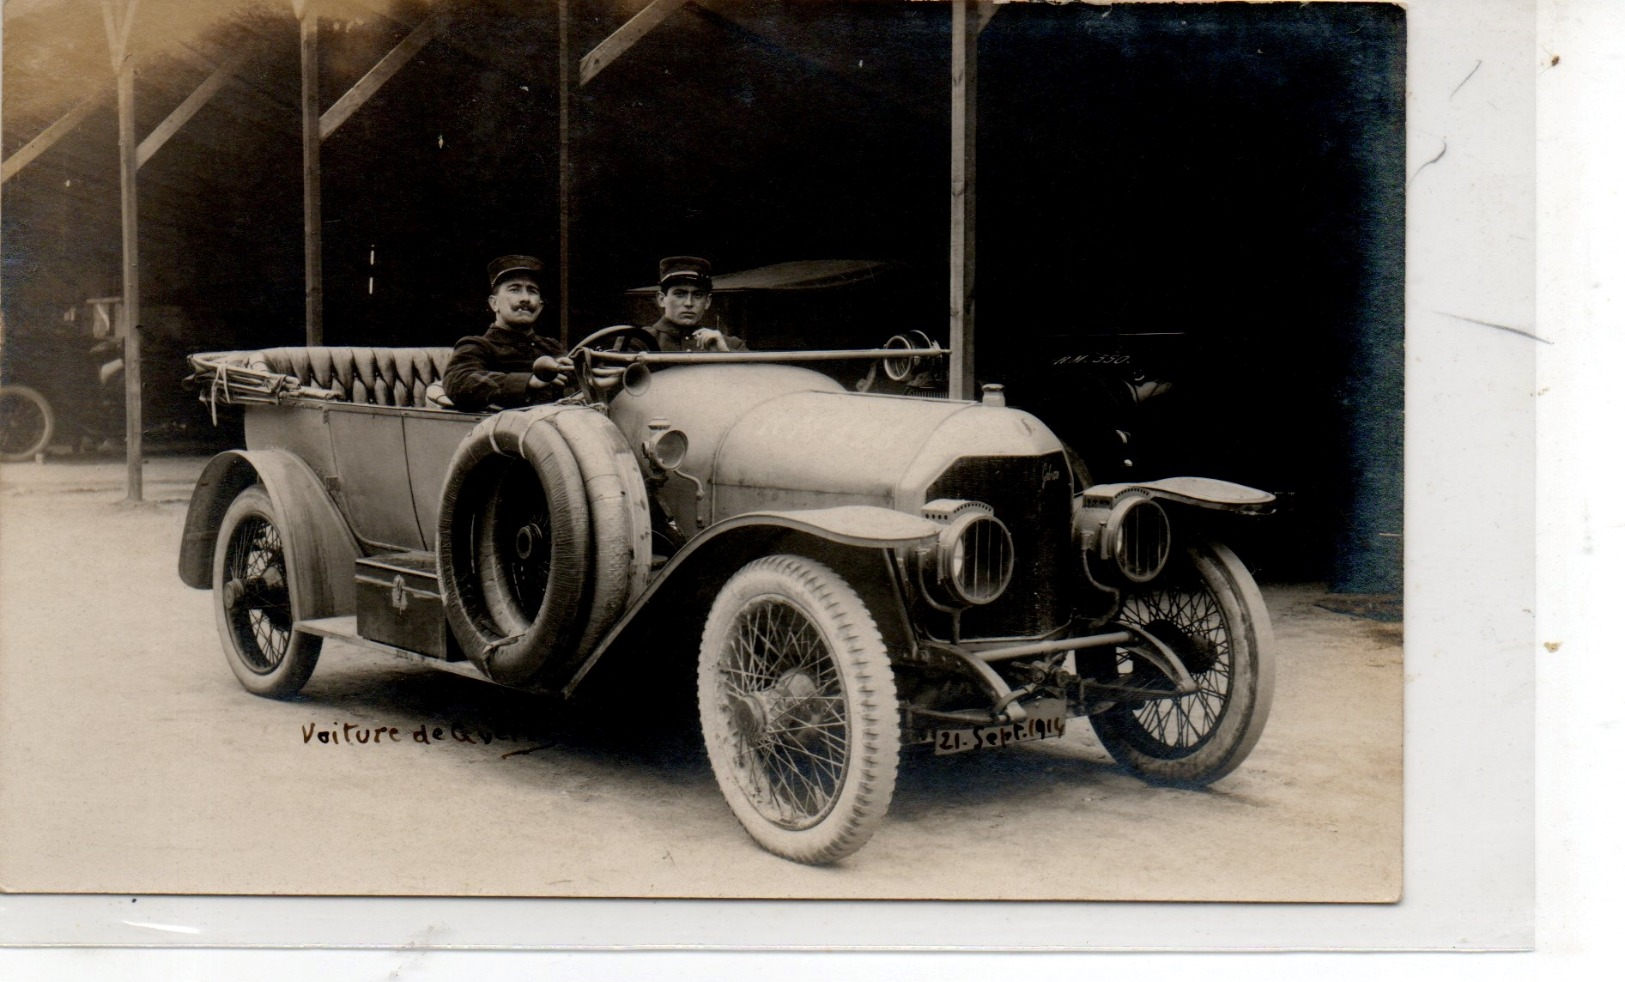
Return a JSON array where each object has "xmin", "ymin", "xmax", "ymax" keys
[{"xmin": 297, "ymin": 615, "xmax": 490, "ymax": 683}]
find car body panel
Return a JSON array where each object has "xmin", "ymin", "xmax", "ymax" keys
[
  {"xmin": 403, "ymin": 412, "xmax": 482, "ymax": 544},
  {"xmin": 327, "ymin": 410, "xmax": 421, "ymax": 550},
  {"xmin": 564, "ymin": 504, "xmax": 939, "ymax": 696},
  {"xmin": 240, "ymin": 401, "xmax": 483, "ymax": 551}
]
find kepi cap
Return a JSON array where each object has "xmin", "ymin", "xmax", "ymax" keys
[
  {"xmin": 488, "ymin": 254, "xmax": 545, "ymax": 289},
  {"xmin": 658, "ymin": 256, "xmax": 712, "ymax": 290}
]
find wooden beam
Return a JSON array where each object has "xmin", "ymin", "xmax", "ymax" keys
[
  {"xmin": 319, "ymin": 9, "xmax": 451, "ymax": 141},
  {"xmin": 948, "ymin": 0, "xmax": 980, "ymax": 401},
  {"xmin": 104, "ymin": 0, "xmax": 144, "ymax": 501},
  {"xmin": 300, "ymin": 9, "xmax": 324, "ymax": 345},
  {"xmin": 579, "ymin": 0, "xmax": 689, "ymax": 87},
  {"xmin": 689, "ymin": 0, "xmax": 943, "ymax": 130},
  {"xmin": 979, "ymin": 2, "xmax": 1000, "ymax": 35},
  {"xmin": 1, "ymin": 96, "xmax": 106, "ymax": 184},
  {"xmin": 174, "ymin": 39, "xmax": 296, "ymax": 113},
  {"xmin": 331, "ymin": 0, "xmax": 523, "ymax": 86},
  {"xmin": 136, "ymin": 53, "xmax": 248, "ymax": 169}
]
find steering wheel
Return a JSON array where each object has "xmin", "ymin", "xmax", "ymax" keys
[{"xmin": 565, "ymin": 325, "xmax": 660, "ymax": 404}]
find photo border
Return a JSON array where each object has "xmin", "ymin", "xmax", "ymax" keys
[{"xmin": 0, "ymin": 0, "xmax": 1543, "ymax": 958}]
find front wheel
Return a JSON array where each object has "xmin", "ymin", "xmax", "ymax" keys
[
  {"xmin": 1088, "ymin": 538, "xmax": 1275, "ymax": 786},
  {"xmin": 697, "ymin": 555, "xmax": 900, "ymax": 864},
  {"xmin": 212, "ymin": 485, "xmax": 322, "ymax": 698}
]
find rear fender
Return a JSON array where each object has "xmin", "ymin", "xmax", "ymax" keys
[
  {"xmin": 562, "ymin": 506, "xmax": 937, "ymax": 697},
  {"xmin": 178, "ymin": 450, "xmax": 360, "ymax": 621}
]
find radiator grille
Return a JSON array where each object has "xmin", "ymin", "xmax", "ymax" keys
[{"xmin": 926, "ymin": 452, "xmax": 1073, "ymax": 639}]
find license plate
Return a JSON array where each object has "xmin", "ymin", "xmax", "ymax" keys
[{"xmin": 931, "ymin": 713, "xmax": 1066, "ymax": 756}]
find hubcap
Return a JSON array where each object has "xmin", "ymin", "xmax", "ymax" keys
[
  {"xmin": 1112, "ymin": 576, "xmax": 1233, "ymax": 753},
  {"xmin": 1143, "ymin": 617, "xmax": 1219, "ymax": 675},
  {"xmin": 224, "ymin": 516, "xmax": 294, "ymax": 672}
]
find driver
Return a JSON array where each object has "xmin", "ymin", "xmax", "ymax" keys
[
  {"xmin": 443, "ymin": 255, "xmax": 575, "ymax": 411},
  {"xmin": 645, "ymin": 256, "xmax": 746, "ymax": 352}
]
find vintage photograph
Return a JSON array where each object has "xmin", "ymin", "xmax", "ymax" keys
[{"xmin": 1, "ymin": 0, "xmax": 1404, "ymax": 901}]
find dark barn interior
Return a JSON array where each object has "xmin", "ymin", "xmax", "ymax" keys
[{"xmin": 1, "ymin": 0, "xmax": 1404, "ymax": 590}]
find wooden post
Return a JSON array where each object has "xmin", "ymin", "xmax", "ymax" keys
[
  {"xmin": 298, "ymin": 3, "xmax": 324, "ymax": 345},
  {"xmin": 103, "ymin": 0, "xmax": 143, "ymax": 501},
  {"xmin": 948, "ymin": 0, "xmax": 979, "ymax": 401},
  {"xmin": 558, "ymin": 0, "xmax": 571, "ymax": 344}
]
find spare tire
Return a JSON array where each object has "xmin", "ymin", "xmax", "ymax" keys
[
  {"xmin": 539, "ymin": 406, "xmax": 653, "ymax": 661},
  {"xmin": 439, "ymin": 409, "xmax": 592, "ymax": 687}
]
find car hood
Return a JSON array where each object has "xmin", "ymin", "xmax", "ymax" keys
[{"xmin": 608, "ymin": 364, "xmax": 1065, "ymax": 520}]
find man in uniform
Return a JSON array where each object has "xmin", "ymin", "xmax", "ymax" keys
[
  {"xmin": 645, "ymin": 256, "xmax": 746, "ymax": 352},
  {"xmin": 443, "ymin": 255, "xmax": 575, "ymax": 411}
]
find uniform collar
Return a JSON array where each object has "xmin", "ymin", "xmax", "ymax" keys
[{"xmin": 488, "ymin": 321, "xmax": 542, "ymax": 344}]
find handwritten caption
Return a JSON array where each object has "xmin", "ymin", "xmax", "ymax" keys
[{"xmin": 301, "ymin": 720, "xmax": 551, "ymax": 758}]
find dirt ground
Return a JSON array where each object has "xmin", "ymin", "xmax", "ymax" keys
[{"xmin": 0, "ymin": 455, "xmax": 1401, "ymax": 902}]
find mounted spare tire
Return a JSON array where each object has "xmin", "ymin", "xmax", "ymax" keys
[
  {"xmin": 439, "ymin": 408, "xmax": 592, "ymax": 687},
  {"xmin": 438, "ymin": 406, "xmax": 650, "ymax": 688},
  {"xmin": 542, "ymin": 406, "xmax": 652, "ymax": 664}
]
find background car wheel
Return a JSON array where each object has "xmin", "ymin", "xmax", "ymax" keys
[
  {"xmin": 212, "ymin": 485, "xmax": 322, "ymax": 698},
  {"xmin": 697, "ymin": 555, "xmax": 900, "ymax": 865},
  {"xmin": 0, "ymin": 385, "xmax": 55, "ymax": 462},
  {"xmin": 1088, "ymin": 538, "xmax": 1276, "ymax": 786}
]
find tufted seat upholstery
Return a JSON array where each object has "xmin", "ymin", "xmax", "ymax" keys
[{"xmin": 197, "ymin": 347, "xmax": 455, "ymax": 408}]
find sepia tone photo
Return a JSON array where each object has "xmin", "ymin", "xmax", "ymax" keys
[{"xmin": 1, "ymin": 0, "xmax": 1404, "ymax": 901}]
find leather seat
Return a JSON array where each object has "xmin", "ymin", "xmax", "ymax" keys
[{"xmin": 195, "ymin": 347, "xmax": 455, "ymax": 408}]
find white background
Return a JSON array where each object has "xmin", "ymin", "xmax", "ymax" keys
[{"xmin": 3, "ymin": 0, "xmax": 1620, "ymax": 975}]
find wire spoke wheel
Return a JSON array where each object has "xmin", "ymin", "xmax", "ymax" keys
[
  {"xmin": 223, "ymin": 514, "xmax": 295, "ymax": 672},
  {"xmin": 1089, "ymin": 538, "xmax": 1275, "ymax": 786},
  {"xmin": 0, "ymin": 385, "xmax": 55, "ymax": 461},
  {"xmin": 698, "ymin": 555, "xmax": 899, "ymax": 865},
  {"xmin": 212, "ymin": 485, "xmax": 321, "ymax": 698},
  {"xmin": 721, "ymin": 597, "xmax": 851, "ymax": 829}
]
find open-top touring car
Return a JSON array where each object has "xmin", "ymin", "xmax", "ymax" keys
[{"xmin": 178, "ymin": 332, "xmax": 1276, "ymax": 864}]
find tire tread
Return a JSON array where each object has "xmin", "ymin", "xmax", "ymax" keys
[{"xmin": 698, "ymin": 554, "xmax": 900, "ymax": 865}]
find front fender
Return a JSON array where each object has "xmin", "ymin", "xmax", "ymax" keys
[
  {"xmin": 1081, "ymin": 476, "xmax": 1275, "ymax": 515},
  {"xmin": 561, "ymin": 506, "xmax": 938, "ymax": 697},
  {"xmin": 177, "ymin": 449, "xmax": 360, "ymax": 621}
]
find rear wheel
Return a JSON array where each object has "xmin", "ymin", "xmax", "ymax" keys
[
  {"xmin": 1089, "ymin": 539, "xmax": 1275, "ymax": 786},
  {"xmin": 0, "ymin": 385, "xmax": 54, "ymax": 461},
  {"xmin": 698, "ymin": 555, "xmax": 900, "ymax": 865},
  {"xmin": 212, "ymin": 485, "xmax": 321, "ymax": 698}
]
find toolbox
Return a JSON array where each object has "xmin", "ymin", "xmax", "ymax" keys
[{"xmin": 355, "ymin": 551, "xmax": 462, "ymax": 661}]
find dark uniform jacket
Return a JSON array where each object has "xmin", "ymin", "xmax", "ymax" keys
[
  {"xmin": 647, "ymin": 317, "xmax": 748, "ymax": 353},
  {"xmin": 443, "ymin": 323, "xmax": 568, "ymax": 411}
]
